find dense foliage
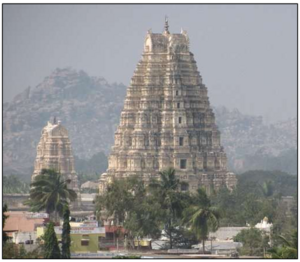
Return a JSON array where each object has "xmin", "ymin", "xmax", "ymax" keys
[
  {"xmin": 95, "ymin": 169, "xmax": 297, "ymax": 257},
  {"xmin": 95, "ymin": 176, "xmax": 163, "ymax": 248},
  {"xmin": 182, "ymin": 189, "xmax": 220, "ymax": 253},
  {"xmin": 95, "ymin": 168, "xmax": 215, "ymax": 250},
  {"xmin": 237, "ymin": 170, "xmax": 297, "ymax": 196},
  {"xmin": 211, "ymin": 170, "xmax": 297, "ymax": 228},
  {"xmin": 43, "ymin": 222, "xmax": 61, "ymax": 258},
  {"xmin": 268, "ymin": 230, "xmax": 298, "ymax": 258},
  {"xmin": 75, "ymin": 151, "xmax": 108, "ymax": 184},
  {"xmin": 3, "ymin": 175, "xmax": 30, "ymax": 194},
  {"xmin": 2, "ymin": 243, "xmax": 42, "ymax": 259},
  {"xmin": 241, "ymin": 149, "xmax": 297, "ymax": 175},
  {"xmin": 234, "ymin": 228, "xmax": 269, "ymax": 256},
  {"xmin": 61, "ymin": 205, "xmax": 71, "ymax": 258},
  {"xmin": 148, "ymin": 168, "xmax": 194, "ymax": 249}
]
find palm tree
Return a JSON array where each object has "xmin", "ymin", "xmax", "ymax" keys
[
  {"xmin": 268, "ymin": 231, "xmax": 297, "ymax": 258},
  {"xmin": 148, "ymin": 168, "xmax": 188, "ymax": 249},
  {"xmin": 182, "ymin": 188, "xmax": 220, "ymax": 254},
  {"xmin": 25, "ymin": 169, "xmax": 77, "ymax": 222}
]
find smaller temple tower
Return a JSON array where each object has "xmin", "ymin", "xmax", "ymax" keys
[{"xmin": 32, "ymin": 118, "xmax": 81, "ymax": 209}]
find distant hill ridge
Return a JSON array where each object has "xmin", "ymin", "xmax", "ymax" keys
[{"xmin": 3, "ymin": 68, "xmax": 297, "ymax": 177}]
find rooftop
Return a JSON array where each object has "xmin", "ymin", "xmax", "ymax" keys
[{"xmin": 3, "ymin": 211, "xmax": 48, "ymax": 234}]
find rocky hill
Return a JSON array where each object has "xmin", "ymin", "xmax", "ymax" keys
[
  {"xmin": 3, "ymin": 68, "xmax": 126, "ymax": 178},
  {"xmin": 3, "ymin": 68, "xmax": 297, "ymax": 178},
  {"xmin": 214, "ymin": 107, "xmax": 297, "ymax": 174}
]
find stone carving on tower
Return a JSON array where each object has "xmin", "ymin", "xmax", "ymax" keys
[
  {"xmin": 32, "ymin": 118, "xmax": 81, "ymax": 208},
  {"xmin": 99, "ymin": 19, "xmax": 237, "ymax": 194}
]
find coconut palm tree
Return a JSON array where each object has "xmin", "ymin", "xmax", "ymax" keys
[
  {"xmin": 148, "ymin": 168, "xmax": 188, "ymax": 249},
  {"xmin": 268, "ymin": 231, "xmax": 297, "ymax": 258},
  {"xmin": 182, "ymin": 188, "xmax": 220, "ymax": 254},
  {"xmin": 25, "ymin": 169, "xmax": 77, "ymax": 222}
]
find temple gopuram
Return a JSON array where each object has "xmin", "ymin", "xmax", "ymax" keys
[
  {"xmin": 32, "ymin": 118, "xmax": 81, "ymax": 208},
  {"xmin": 99, "ymin": 19, "xmax": 237, "ymax": 194}
]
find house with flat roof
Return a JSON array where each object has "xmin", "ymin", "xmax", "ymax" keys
[
  {"xmin": 3, "ymin": 211, "xmax": 48, "ymax": 243},
  {"xmin": 37, "ymin": 224, "xmax": 106, "ymax": 253}
]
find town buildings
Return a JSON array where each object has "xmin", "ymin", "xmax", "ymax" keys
[
  {"xmin": 37, "ymin": 220, "xmax": 105, "ymax": 253},
  {"xmin": 3, "ymin": 211, "xmax": 49, "ymax": 244}
]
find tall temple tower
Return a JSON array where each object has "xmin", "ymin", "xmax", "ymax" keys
[
  {"xmin": 99, "ymin": 19, "xmax": 237, "ymax": 194},
  {"xmin": 32, "ymin": 118, "xmax": 81, "ymax": 208}
]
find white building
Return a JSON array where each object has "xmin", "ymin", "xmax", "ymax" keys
[
  {"xmin": 254, "ymin": 217, "xmax": 273, "ymax": 233},
  {"xmin": 12, "ymin": 231, "xmax": 37, "ymax": 244}
]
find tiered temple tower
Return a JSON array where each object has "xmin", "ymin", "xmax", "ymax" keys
[
  {"xmin": 99, "ymin": 19, "xmax": 237, "ymax": 194},
  {"xmin": 32, "ymin": 118, "xmax": 81, "ymax": 208}
]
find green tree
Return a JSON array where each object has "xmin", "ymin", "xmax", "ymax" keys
[
  {"xmin": 19, "ymin": 245, "xmax": 27, "ymax": 257},
  {"xmin": 211, "ymin": 186, "xmax": 241, "ymax": 226},
  {"xmin": 168, "ymin": 226, "xmax": 198, "ymax": 249},
  {"xmin": 261, "ymin": 180, "xmax": 274, "ymax": 198},
  {"xmin": 182, "ymin": 188, "xmax": 220, "ymax": 253},
  {"xmin": 2, "ymin": 204, "xmax": 9, "ymax": 245},
  {"xmin": 3, "ymin": 243, "xmax": 21, "ymax": 258},
  {"xmin": 268, "ymin": 230, "xmax": 297, "ymax": 259},
  {"xmin": 61, "ymin": 205, "xmax": 71, "ymax": 258},
  {"xmin": 123, "ymin": 179, "xmax": 162, "ymax": 246},
  {"xmin": 43, "ymin": 222, "xmax": 61, "ymax": 258},
  {"xmin": 95, "ymin": 177, "xmax": 134, "ymax": 225},
  {"xmin": 95, "ymin": 176, "xmax": 162, "ymax": 249},
  {"xmin": 3, "ymin": 175, "xmax": 30, "ymax": 194},
  {"xmin": 75, "ymin": 151, "xmax": 108, "ymax": 183},
  {"xmin": 234, "ymin": 227, "xmax": 266, "ymax": 256},
  {"xmin": 2, "ymin": 242, "xmax": 42, "ymax": 259},
  {"xmin": 148, "ymin": 168, "xmax": 189, "ymax": 249},
  {"xmin": 25, "ymin": 169, "xmax": 77, "ymax": 221}
]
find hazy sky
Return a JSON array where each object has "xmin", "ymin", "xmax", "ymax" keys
[{"xmin": 3, "ymin": 4, "xmax": 297, "ymax": 123}]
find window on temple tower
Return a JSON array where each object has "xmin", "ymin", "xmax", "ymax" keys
[
  {"xmin": 177, "ymin": 102, "xmax": 180, "ymax": 108},
  {"xmin": 176, "ymin": 90, "xmax": 179, "ymax": 96},
  {"xmin": 180, "ymin": 159, "xmax": 187, "ymax": 169},
  {"xmin": 178, "ymin": 117, "xmax": 182, "ymax": 124},
  {"xmin": 181, "ymin": 183, "xmax": 189, "ymax": 191},
  {"xmin": 179, "ymin": 137, "xmax": 184, "ymax": 146}
]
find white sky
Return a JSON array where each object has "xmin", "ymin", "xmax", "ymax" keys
[{"xmin": 3, "ymin": 4, "xmax": 297, "ymax": 123}]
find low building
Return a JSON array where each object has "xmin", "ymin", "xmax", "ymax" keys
[
  {"xmin": 37, "ymin": 223, "xmax": 105, "ymax": 253},
  {"xmin": 12, "ymin": 231, "xmax": 36, "ymax": 244},
  {"xmin": 99, "ymin": 226, "xmax": 126, "ymax": 250},
  {"xmin": 209, "ymin": 227, "xmax": 248, "ymax": 241},
  {"xmin": 255, "ymin": 217, "xmax": 272, "ymax": 233},
  {"xmin": 81, "ymin": 181, "xmax": 99, "ymax": 190},
  {"xmin": 193, "ymin": 241, "xmax": 243, "ymax": 256},
  {"xmin": 80, "ymin": 193, "xmax": 97, "ymax": 211},
  {"xmin": 3, "ymin": 211, "xmax": 48, "ymax": 243}
]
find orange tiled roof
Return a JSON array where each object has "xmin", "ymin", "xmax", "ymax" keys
[{"xmin": 3, "ymin": 212, "xmax": 46, "ymax": 233}]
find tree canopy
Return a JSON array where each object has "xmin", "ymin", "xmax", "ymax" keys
[{"xmin": 25, "ymin": 169, "xmax": 77, "ymax": 221}]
